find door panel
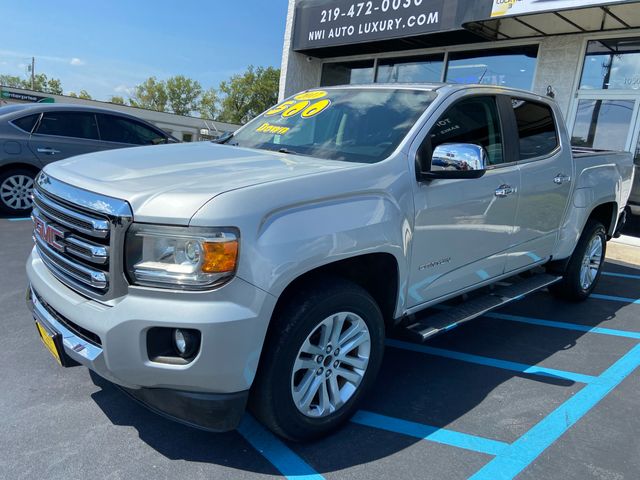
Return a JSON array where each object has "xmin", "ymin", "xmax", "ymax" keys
[
  {"xmin": 28, "ymin": 111, "xmax": 106, "ymax": 164},
  {"xmin": 505, "ymin": 98, "xmax": 573, "ymax": 273},
  {"xmin": 408, "ymin": 95, "xmax": 519, "ymax": 308},
  {"xmin": 408, "ymin": 167, "xmax": 520, "ymax": 306}
]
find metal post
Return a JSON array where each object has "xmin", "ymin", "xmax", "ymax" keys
[{"xmin": 31, "ymin": 57, "xmax": 35, "ymax": 90}]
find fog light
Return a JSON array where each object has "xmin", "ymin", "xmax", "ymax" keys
[{"xmin": 173, "ymin": 329, "xmax": 200, "ymax": 358}]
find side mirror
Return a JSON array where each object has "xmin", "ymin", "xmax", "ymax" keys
[{"xmin": 419, "ymin": 143, "xmax": 488, "ymax": 180}]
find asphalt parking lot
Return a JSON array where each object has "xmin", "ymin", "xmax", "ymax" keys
[{"xmin": 1, "ymin": 216, "xmax": 639, "ymax": 480}]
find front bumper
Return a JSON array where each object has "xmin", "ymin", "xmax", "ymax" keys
[{"xmin": 26, "ymin": 247, "xmax": 277, "ymax": 431}]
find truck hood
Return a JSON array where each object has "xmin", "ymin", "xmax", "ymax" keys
[{"xmin": 44, "ymin": 142, "xmax": 355, "ymax": 223}]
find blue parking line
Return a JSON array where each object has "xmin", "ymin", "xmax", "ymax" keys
[
  {"xmin": 603, "ymin": 272, "xmax": 640, "ymax": 281},
  {"xmin": 486, "ymin": 312, "xmax": 640, "ymax": 340},
  {"xmin": 469, "ymin": 342, "xmax": 640, "ymax": 480},
  {"xmin": 7, "ymin": 217, "xmax": 31, "ymax": 222},
  {"xmin": 238, "ymin": 415, "xmax": 325, "ymax": 480},
  {"xmin": 352, "ymin": 411, "xmax": 508, "ymax": 456},
  {"xmin": 386, "ymin": 339, "xmax": 596, "ymax": 384},
  {"xmin": 591, "ymin": 294, "xmax": 640, "ymax": 305}
]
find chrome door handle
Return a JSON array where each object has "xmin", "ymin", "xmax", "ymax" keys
[
  {"xmin": 37, "ymin": 147, "xmax": 61, "ymax": 155},
  {"xmin": 495, "ymin": 185, "xmax": 516, "ymax": 198},
  {"xmin": 554, "ymin": 174, "xmax": 571, "ymax": 185}
]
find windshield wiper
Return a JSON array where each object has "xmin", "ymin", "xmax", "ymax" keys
[
  {"xmin": 277, "ymin": 148, "xmax": 298, "ymax": 155},
  {"xmin": 212, "ymin": 132, "xmax": 234, "ymax": 144}
]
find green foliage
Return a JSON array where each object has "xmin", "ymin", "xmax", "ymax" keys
[
  {"xmin": 110, "ymin": 95, "xmax": 125, "ymax": 105},
  {"xmin": 166, "ymin": 75, "xmax": 202, "ymax": 116},
  {"xmin": 0, "ymin": 74, "xmax": 25, "ymax": 88},
  {"xmin": 217, "ymin": 66, "xmax": 280, "ymax": 124},
  {"xmin": 0, "ymin": 73, "xmax": 63, "ymax": 95},
  {"xmin": 69, "ymin": 90, "xmax": 92, "ymax": 99},
  {"xmin": 199, "ymin": 88, "xmax": 219, "ymax": 120},
  {"xmin": 129, "ymin": 77, "xmax": 168, "ymax": 112}
]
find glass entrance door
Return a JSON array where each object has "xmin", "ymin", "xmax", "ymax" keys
[{"xmin": 570, "ymin": 37, "xmax": 640, "ymax": 155}]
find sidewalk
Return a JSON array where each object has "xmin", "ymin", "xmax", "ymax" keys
[{"xmin": 609, "ymin": 235, "xmax": 640, "ymax": 265}]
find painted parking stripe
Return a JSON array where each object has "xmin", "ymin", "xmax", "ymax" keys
[
  {"xmin": 238, "ymin": 415, "xmax": 325, "ymax": 480},
  {"xmin": 7, "ymin": 217, "xmax": 31, "ymax": 222},
  {"xmin": 386, "ymin": 339, "xmax": 596, "ymax": 384},
  {"xmin": 352, "ymin": 411, "xmax": 508, "ymax": 456},
  {"xmin": 486, "ymin": 312, "xmax": 640, "ymax": 340},
  {"xmin": 469, "ymin": 342, "xmax": 640, "ymax": 480},
  {"xmin": 591, "ymin": 293, "xmax": 640, "ymax": 305},
  {"xmin": 603, "ymin": 272, "xmax": 640, "ymax": 281}
]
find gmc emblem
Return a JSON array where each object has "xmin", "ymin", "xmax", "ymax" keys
[{"xmin": 34, "ymin": 216, "xmax": 66, "ymax": 253}]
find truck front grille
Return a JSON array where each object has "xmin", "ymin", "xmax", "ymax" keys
[{"xmin": 32, "ymin": 173, "xmax": 132, "ymax": 301}]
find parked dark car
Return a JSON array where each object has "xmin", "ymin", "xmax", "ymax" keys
[{"xmin": 0, "ymin": 104, "xmax": 178, "ymax": 215}]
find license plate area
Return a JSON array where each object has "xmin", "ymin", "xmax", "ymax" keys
[{"xmin": 35, "ymin": 320, "xmax": 77, "ymax": 367}]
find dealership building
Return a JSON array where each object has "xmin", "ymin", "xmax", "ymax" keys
[{"xmin": 280, "ymin": 0, "xmax": 640, "ymax": 159}]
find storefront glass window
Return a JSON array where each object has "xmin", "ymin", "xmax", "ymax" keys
[
  {"xmin": 321, "ymin": 61, "xmax": 375, "ymax": 86},
  {"xmin": 376, "ymin": 55, "xmax": 444, "ymax": 83},
  {"xmin": 580, "ymin": 38, "xmax": 640, "ymax": 90},
  {"xmin": 445, "ymin": 46, "xmax": 539, "ymax": 90},
  {"xmin": 571, "ymin": 99, "xmax": 634, "ymax": 151}
]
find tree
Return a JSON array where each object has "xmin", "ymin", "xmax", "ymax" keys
[
  {"xmin": 0, "ymin": 74, "xmax": 24, "ymax": 88},
  {"xmin": 217, "ymin": 66, "xmax": 280, "ymax": 124},
  {"xmin": 68, "ymin": 90, "xmax": 91, "ymax": 99},
  {"xmin": 130, "ymin": 77, "xmax": 168, "ymax": 112},
  {"xmin": 199, "ymin": 88, "xmax": 219, "ymax": 120},
  {"xmin": 110, "ymin": 95, "xmax": 125, "ymax": 105},
  {"xmin": 0, "ymin": 73, "xmax": 63, "ymax": 94},
  {"xmin": 166, "ymin": 75, "xmax": 202, "ymax": 116}
]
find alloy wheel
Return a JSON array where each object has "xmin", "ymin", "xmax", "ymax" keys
[{"xmin": 0, "ymin": 175, "xmax": 35, "ymax": 211}]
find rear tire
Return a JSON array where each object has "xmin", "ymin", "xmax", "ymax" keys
[
  {"xmin": 548, "ymin": 219, "xmax": 607, "ymax": 302},
  {"xmin": 0, "ymin": 168, "xmax": 37, "ymax": 216},
  {"xmin": 249, "ymin": 277, "xmax": 385, "ymax": 442}
]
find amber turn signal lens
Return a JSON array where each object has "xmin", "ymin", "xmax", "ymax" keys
[{"xmin": 201, "ymin": 241, "xmax": 238, "ymax": 273}]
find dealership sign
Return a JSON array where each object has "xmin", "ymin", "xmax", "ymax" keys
[
  {"xmin": 293, "ymin": 0, "xmax": 455, "ymax": 50},
  {"xmin": 491, "ymin": 0, "xmax": 624, "ymax": 18},
  {"xmin": 0, "ymin": 89, "xmax": 55, "ymax": 103}
]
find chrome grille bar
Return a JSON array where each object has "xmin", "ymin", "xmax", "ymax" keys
[
  {"xmin": 32, "ymin": 172, "xmax": 133, "ymax": 301},
  {"xmin": 33, "ymin": 188, "xmax": 109, "ymax": 238},
  {"xmin": 34, "ymin": 234, "xmax": 108, "ymax": 290}
]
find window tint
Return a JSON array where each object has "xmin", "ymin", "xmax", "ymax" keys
[
  {"xmin": 428, "ymin": 96, "xmax": 504, "ymax": 166},
  {"xmin": 321, "ymin": 60, "xmax": 375, "ymax": 86},
  {"xmin": 36, "ymin": 112, "xmax": 99, "ymax": 140},
  {"xmin": 376, "ymin": 55, "xmax": 444, "ymax": 83},
  {"xmin": 97, "ymin": 114, "xmax": 167, "ymax": 145},
  {"xmin": 512, "ymin": 99, "xmax": 558, "ymax": 160},
  {"xmin": 12, "ymin": 114, "xmax": 40, "ymax": 133}
]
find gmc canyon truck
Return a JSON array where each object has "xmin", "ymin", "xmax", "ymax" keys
[{"xmin": 26, "ymin": 85, "xmax": 634, "ymax": 441}]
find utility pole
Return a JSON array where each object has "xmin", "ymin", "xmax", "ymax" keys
[{"xmin": 31, "ymin": 57, "xmax": 35, "ymax": 90}]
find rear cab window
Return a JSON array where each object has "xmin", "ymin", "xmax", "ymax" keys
[
  {"xmin": 35, "ymin": 111, "xmax": 99, "ymax": 140},
  {"xmin": 511, "ymin": 99, "xmax": 559, "ymax": 160}
]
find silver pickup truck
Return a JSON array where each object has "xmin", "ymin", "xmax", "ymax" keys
[{"xmin": 26, "ymin": 84, "xmax": 634, "ymax": 441}]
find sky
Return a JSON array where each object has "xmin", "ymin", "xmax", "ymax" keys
[{"xmin": 0, "ymin": 0, "xmax": 289, "ymax": 101}]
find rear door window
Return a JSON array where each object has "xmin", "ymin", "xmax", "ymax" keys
[
  {"xmin": 97, "ymin": 114, "xmax": 167, "ymax": 145},
  {"xmin": 11, "ymin": 114, "xmax": 40, "ymax": 133},
  {"xmin": 35, "ymin": 112, "xmax": 99, "ymax": 140},
  {"xmin": 511, "ymin": 99, "xmax": 559, "ymax": 160}
]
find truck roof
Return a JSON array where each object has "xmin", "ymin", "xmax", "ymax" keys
[{"xmin": 316, "ymin": 83, "xmax": 546, "ymax": 98}]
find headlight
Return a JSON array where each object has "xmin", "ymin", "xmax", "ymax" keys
[{"xmin": 125, "ymin": 224, "xmax": 239, "ymax": 290}]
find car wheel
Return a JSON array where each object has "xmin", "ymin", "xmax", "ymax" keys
[
  {"xmin": 250, "ymin": 277, "xmax": 385, "ymax": 441},
  {"xmin": 0, "ymin": 168, "xmax": 37, "ymax": 216},
  {"xmin": 549, "ymin": 219, "xmax": 607, "ymax": 302}
]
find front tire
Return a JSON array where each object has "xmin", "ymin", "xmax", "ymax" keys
[
  {"xmin": 549, "ymin": 219, "xmax": 607, "ymax": 302},
  {"xmin": 249, "ymin": 277, "xmax": 385, "ymax": 441}
]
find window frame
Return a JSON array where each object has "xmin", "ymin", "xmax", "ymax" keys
[
  {"xmin": 95, "ymin": 113, "xmax": 168, "ymax": 146},
  {"xmin": 420, "ymin": 94, "xmax": 511, "ymax": 173},
  {"xmin": 32, "ymin": 111, "xmax": 100, "ymax": 142},
  {"xmin": 505, "ymin": 96, "xmax": 561, "ymax": 164},
  {"xmin": 10, "ymin": 112, "xmax": 42, "ymax": 134}
]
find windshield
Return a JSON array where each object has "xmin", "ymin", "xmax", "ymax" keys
[{"xmin": 230, "ymin": 88, "xmax": 436, "ymax": 164}]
